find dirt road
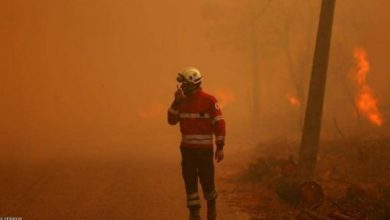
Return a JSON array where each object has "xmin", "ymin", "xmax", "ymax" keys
[{"xmin": 0, "ymin": 140, "xmax": 244, "ymax": 220}]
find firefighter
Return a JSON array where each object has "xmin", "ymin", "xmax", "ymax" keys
[{"xmin": 167, "ymin": 67, "xmax": 226, "ymax": 220}]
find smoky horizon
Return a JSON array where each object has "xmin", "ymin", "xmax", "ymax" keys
[{"xmin": 1, "ymin": 0, "xmax": 389, "ymax": 159}]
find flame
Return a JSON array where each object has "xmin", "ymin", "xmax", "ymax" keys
[
  {"xmin": 213, "ymin": 88, "xmax": 235, "ymax": 108},
  {"xmin": 137, "ymin": 101, "xmax": 164, "ymax": 119},
  {"xmin": 354, "ymin": 48, "xmax": 370, "ymax": 85},
  {"xmin": 286, "ymin": 93, "xmax": 301, "ymax": 107},
  {"xmin": 352, "ymin": 48, "xmax": 383, "ymax": 126}
]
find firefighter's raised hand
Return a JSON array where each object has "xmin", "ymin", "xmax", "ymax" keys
[
  {"xmin": 174, "ymin": 85, "xmax": 185, "ymax": 103},
  {"xmin": 215, "ymin": 149, "xmax": 224, "ymax": 163}
]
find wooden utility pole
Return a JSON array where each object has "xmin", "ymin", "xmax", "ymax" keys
[{"xmin": 299, "ymin": 0, "xmax": 336, "ymax": 179}]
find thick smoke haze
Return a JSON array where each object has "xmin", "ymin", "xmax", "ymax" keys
[{"xmin": 0, "ymin": 0, "xmax": 389, "ymax": 159}]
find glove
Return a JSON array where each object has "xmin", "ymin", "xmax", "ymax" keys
[{"xmin": 215, "ymin": 149, "xmax": 224, "ymax": 163}]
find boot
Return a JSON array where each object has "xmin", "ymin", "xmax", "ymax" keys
[
  {"xmin": 189, "ymin": 206, "xmax": 201, "ymax": 220},
  {"xmin": 207, "ymin": 199, "xmax": 216, "ymax": 220}
]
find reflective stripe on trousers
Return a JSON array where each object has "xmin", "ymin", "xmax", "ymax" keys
[
  {"xmin": 204, "ymin": 189, "xmax": 217, "ymax": 201},
  {"xmin": 187, "ymin": 192, "xmax": 201, "ymax": 207}
]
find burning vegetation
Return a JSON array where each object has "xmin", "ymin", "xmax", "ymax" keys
[
  {"xmin": 286, "ymin": 94, "xmax": 301, "ymax": 108},
  {"xmin": 213, "ymin": 88, "xmax": 236, "ymax": 109},
  {"xmin": 351, "ymin": 48, "xmax": 384, "ymax": 127}
]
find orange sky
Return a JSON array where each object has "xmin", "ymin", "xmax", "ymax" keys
[{"xmin": 0, "ymin": 0, "xmax": 389, "ymax": 153}]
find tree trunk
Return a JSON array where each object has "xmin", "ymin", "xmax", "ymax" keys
[
  {"xmin": 299, "ymin": 0, "xmax": 336, "ymax": 179},
  {"xmin": 249, "ymin": 0, "xmax": 260, "ymax": 131}
]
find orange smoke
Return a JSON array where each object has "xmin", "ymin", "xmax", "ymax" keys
[
  {"xmin": 213, "ymin": 88, "xmax": 235, "ymax": 109},
  {"xmin": 286, "ymin": 94, "xmax": 301, "ymax": 108},
  {"xmin": 137, "ymin": 101, "xmax": 164, "ymax": 119},
  {"xmin": 352, "ymin": 48, "xmax": 383, "ymax": 126}
]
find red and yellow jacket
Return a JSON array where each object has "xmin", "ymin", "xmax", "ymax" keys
[{"xmin": 167, "ymin": 88, "xmax": 226, "ymax": 150}]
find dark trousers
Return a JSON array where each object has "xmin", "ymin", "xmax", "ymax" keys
[{"xmin": 180, "ymin": 147, "xmax": 217, "ymax": 208}]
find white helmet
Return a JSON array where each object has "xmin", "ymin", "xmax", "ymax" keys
[{"xmin": 177, "ymin": 67, "xmax": 203, "ymax": 84}]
